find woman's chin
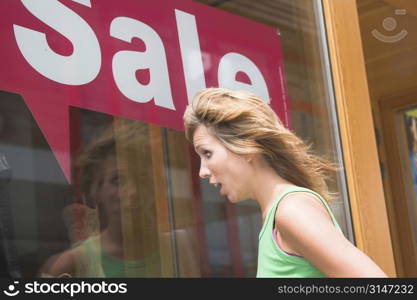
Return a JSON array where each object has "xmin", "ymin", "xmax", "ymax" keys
[{"xmin": 226, "ymin": 194, "xmax": 238, "ymax": 203}]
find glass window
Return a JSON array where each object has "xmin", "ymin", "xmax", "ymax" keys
[
  {"xmin": 0, "ymin": 0, "xmax": 351, "ymax": 278},
  {"xmin": 0, "ymin": 91, "xmax": 70, "ymax": 277},
  {"xmin": 185, "ymin": 0, "xmax": 352, "ymax": 277},
  {"xmin": 399, "ymin": 108, "xmax": 417, "ymax": 248}
]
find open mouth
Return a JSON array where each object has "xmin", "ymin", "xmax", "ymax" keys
[
  {"xmin": 218, "ymin": 184, "xmax": 227, "ymax": 196},
  {"xmin": 213, "ymin": 183, "xmax": 223, "ymax": 192}
]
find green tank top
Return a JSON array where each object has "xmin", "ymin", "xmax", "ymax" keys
[
  {"xmin": 256, "ymin": 186, "xmax": 341, "ymax": 278},
  {"xmin": 72, "ymin": 236, "xmax": 160, "ymax": 277}
]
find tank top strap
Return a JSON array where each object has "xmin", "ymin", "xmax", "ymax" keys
[
  {"xmin": 259, "ymin": 186, "xmax": 340, "ymax": 240},
  {"xmin": 284, "ymin": 186, "xmax": 339, "ymax": 226}
]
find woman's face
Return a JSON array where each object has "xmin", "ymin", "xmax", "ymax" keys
[
  {"xmin": 90, "ymin": 154, "xmax": 138, "ymax": 217},
  {"xmin": 193, "ymin": 124, "xmax": 253, "ymax": 203}
]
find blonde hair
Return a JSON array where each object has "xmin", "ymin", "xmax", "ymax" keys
[
  {"xmin": 74, "ymin": 119, "xmax": 150, "ymax": 207},
  {"xmin": 183, "ymin": 87, "xmax": 337, "ymax": 202}
]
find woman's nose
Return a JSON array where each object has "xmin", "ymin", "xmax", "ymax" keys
[{"xmin": 199, "ymin": 162, "xmax": 210, "ymax": 179}]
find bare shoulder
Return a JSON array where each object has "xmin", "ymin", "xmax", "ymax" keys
[
  {"xmin": 273, "ymin": 191, "xmax": 344, "ymax": 255},
  {"xmin": 275, "ymin": 191, "xmax": 335, "ymax": 232},
  {"xmin": 38, "ymin": 248, "xmax": 77, "ymax": 277},
  {"xmin": 274, "ymin": 191, "xmax": 387, "ymax": 277}
]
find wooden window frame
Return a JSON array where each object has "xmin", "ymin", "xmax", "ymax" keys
[{"xmin": 322, "ymin": 0, "xmax": 396, "ymax": 276}]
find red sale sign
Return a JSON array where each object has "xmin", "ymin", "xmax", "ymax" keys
[{"xmin": 0, "ymin": 0, "xmax": 289, "ymax": 181}]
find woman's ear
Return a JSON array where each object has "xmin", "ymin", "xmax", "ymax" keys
[{"xmin": 245, "ymin": 153, "xmax": 255, "ymax": 163}]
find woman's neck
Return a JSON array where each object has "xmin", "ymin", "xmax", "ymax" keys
[{"xmin": 249, "ymin": 157, "xmax": 295, "ymax": 223}]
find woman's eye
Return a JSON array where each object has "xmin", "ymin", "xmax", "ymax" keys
[
  {"xmin": 110, "ymin": 174, "xmax": 126, "ymax": 186},
  {"xmin": 117, "ymin": 175, "xmax": 128, "ymax": 186},
  {"xmin": 203, "ymin": 150, "xmax": 212, "ymax": 158},
  {"xmin": 110, "ymin": 175, "xmax": 119, "ymax": 185}
]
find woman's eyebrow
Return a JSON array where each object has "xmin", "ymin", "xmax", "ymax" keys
[{"xmin": 194, "ymin": 143, "xmax": 207, "ymax": 152}]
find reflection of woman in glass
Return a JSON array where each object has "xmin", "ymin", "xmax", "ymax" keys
[
  {"xmin": 184, "ymin": 88, "xmax": 387, "ymax": 277},
  {"xmin": 39, "ymin": 122, "xmax": 160, "ymax": 277}
]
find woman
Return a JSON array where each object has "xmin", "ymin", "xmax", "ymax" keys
[
  {"xmin": 39, "ymin": 119, "xmax": 200, "ymax": 277},
  {"xmin": 183, "ymin": 87, "xmax": 387, "ymax": 277},
  {"xmin": 39, "ymin": 121, "xmax": 161, "ymax": 277}
]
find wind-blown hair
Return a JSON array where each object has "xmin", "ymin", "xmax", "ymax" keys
[
  {"xmin": 74, "ymin": 119, "xmax": 150, "ymax": 208},
  {"xmin": 183, "ymin": 88, "xmax": 337, "ymax": 202}
]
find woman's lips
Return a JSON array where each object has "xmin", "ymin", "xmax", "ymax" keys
[
  {"xmin": 213, "ymin": 183, "xmax": 226, "ymax": 197},
  {"xmin": 219, "ymin": 185, "xmax": 225, "ymax": 196}
]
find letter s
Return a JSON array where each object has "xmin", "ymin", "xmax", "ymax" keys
[
  {"xmin": 118, "ymin": 283, "xmax": 128, "ymax": 293},
  {"xmin": 13, "ymin": 0, "xmax": 101, "ymax": 85},
  {"xmin": 25, "ymin": 283, "xmax": 33, "ymax": 294}
]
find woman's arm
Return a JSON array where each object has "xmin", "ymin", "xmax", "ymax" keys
[
  {"xmin": 37, "ymin": 249, "xmax": 76, "ymax": 278},
  {"xmin": 275, "ymin": 193, "xmax": 387, "ymax": 277}
]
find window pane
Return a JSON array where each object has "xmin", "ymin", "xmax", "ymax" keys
[
  {"xmin": 0, "ymin": 91, "xmax": 70, "ymax": 277},
  {"xmin": 0, "ymin": 0, "xmax": 350, "ymax": 278},
  {"xmin": 397, "ymin": 108, "xmax": 417, "ymax": 256},
  {"xmin": 186, "ymin": 0, "xmax": 352, "ymax": 277},
  {"xmin": 42, "ymin": 109, "xmax": 166, "ymax": 277}
]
